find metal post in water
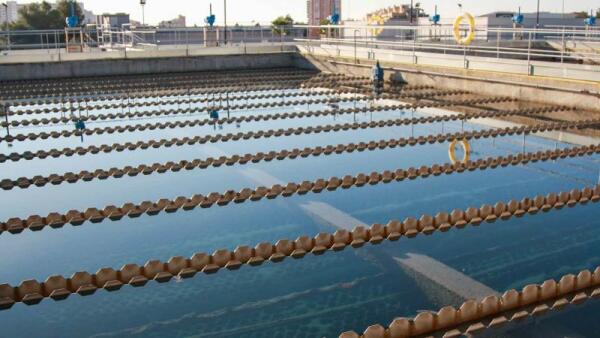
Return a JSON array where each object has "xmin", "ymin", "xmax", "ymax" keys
[
  {"xmin": 2, "ymin": 102, "xmax": 9, "ymax": 137},
  {"xmin": 226, "ymin": 91, "xmax": 230, "ymax": 118}
]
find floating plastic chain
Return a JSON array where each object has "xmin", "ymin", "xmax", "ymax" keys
[
  {"xmin": 0, "ymin": 97, "xmax": 521, "ymax": 160},
  {"xmin": 0, "ymin": 68, "xmax": 324, "ymax": 90},
  {"xmin": 339, "ymin": 265, "xmax": 600, "ymax": 338},
  {"xmin": 2, "ymin": 73, "xmax": 366, "ymax": 101},
  {"xmin": 2, "ymin": 95, "xmax": 384, "ymax": 127},
  {"xmin": 0, "ymin": 69, "xmax": 331, "ymax": 99},
  {"xmin": 0, "ymin": 67, "xmax": 314, "ymax": 91},
  {"xmin": 1, "ymin": 143, "xmax": 598, "ymax": 234},
  {"xmin": 4, "ymin": 86, "xmax": 452, "ymax": 118},
  {"xmin": 1, "ymin": 90, "xmax": 471, "ymax": 130},
  {"xmin": 2, "ymin": 77, "xmax": 363, "ymax": 105},
  {"xmin": 4, "ymin": 76, "xmax": 373, "ymax": 107},
  {"xmin": 0, "ymin": 184, "xmax": 597, "ymax": 310},
  {"xmin": 0, "ymin": 119, "xmax": 594, "ymax": 191},
  {"xmin": 1, "ymin": 72, "xmax": 326, "ymax": 100},
  {"xmin": 7, "ymin": 88, "xmax": 339, "ymax": 116}
]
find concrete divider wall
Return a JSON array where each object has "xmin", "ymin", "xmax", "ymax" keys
[
  {"xmin": 3, "ymin": 48, "xmax": 598, "ymax": 112},
  {"xmin": 293, "ymin": 53, "xmax": 600, "ymax": 111},
  {"xmin": 0, "ymin": 52, "xmax": 296, "ymax": 81}
]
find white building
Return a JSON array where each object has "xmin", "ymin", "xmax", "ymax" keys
[
  {"xmin": 78, "ymin": 3, "xmax": 96, "ymax": 26},
  {"xmin": 0, "ymin": 1, "xmax": 19, "ymax": 25},
  {"xmin": 480, "ymin": 11, "xmax": 583, "ymax": 28},
  {"xmin": 415, "ymin": 11, "xmax": 586, "ymax": 29}
]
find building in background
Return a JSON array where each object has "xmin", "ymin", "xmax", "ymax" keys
[
  {"xmin": 344, "ymin": 4, "xmax": 428, "ymax": 40},
  {"xmin": 307, "ymin": 0, "xmax": 341, "ymax": 37},
  {"xmin": 1, "ymin": 1, "xmax": 95, "ymax": 26},
  {"xmin": 366, "ymin": 5, "xmax": 425, "ymax": 24},
  {"xmin": 417, "ymin": 11, "xmax": 583, "ymax": 29},
  {"xmin": 416, "ymin": 11, "xmax": 588, "ymax": 41},
  {"xmin": 158, "ymin": 15, "xmax": 186, "ymax": 28},
  {"xmin": 0, "ymin": 1, "xmax": 19, "ymax": 25},
  {"xmin": 97, "ymin": 13, "xmax": 130, "ymax": 28},
  {"xmin": 77, "ymin": 2, "xmax": 96, "ymax": 26}
]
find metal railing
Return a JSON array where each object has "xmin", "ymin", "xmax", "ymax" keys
[
  {"xmin": 292, "ymin": 24, "xmax": 600, "ymax": 82},
  {"xmin": 1, "ymin": 24, "xmax": 599, "ymax": 74},
  {"xmin": 0, "ymin": 25, "xmax": 308, "ymax": 52},
  {"xmin": 294, "ymin": 24, "xmax": 600, "ymax": 64}
]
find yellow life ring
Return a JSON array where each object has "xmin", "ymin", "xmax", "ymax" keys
[
  {"xmin": 453, "ymin": 12, "xmax": 476, "ymax": 45},
  {"xmin": 368, "ymin": 14, "xmax": 385, "ymax": 36},
  {"xmin": 448, "ymin": 139, "xmax": 471, "ymax": 164}
]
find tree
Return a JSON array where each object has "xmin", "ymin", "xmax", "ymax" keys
[
  {"xmin": 319, "ymin": 18, "xmax": 330, "ymax": 34},
  {"xmin": 271, "ymin": 15, "xmax": 293, "ymax": 35},
  {"xmin": 56, "ymin": 0, "xmax": 85, "ymax": 26},
  {"xmin": 9, "ymin": 1, "xmax": 85, "ymax": 47},
  {"xmin": 11, "ymin": 1, "xmax": 84, "ymax": 31}
]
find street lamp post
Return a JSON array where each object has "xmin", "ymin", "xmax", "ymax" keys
[
  {"xmin": 140, "ymin": 0, "xmax": 146, "ymax": 26},
  {"xmin": 223, "ymin": 0, "xmax": 227, "ymax": 45},
  {"xmin": 2, "ymin": 3, "xmax": 10, "ymax": 51},
  {"xmin": 536, "ymin": 0, "xmax": 540, "ymax": 28}
]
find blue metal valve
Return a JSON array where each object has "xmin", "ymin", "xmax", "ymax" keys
[{"xmin": 65, "ymin": 1, "xmax": 79, "ymax": 27}]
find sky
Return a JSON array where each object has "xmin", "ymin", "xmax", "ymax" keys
[{"xmin": 27, "ymin": 0, "xmax": 600, "ymax": 25}]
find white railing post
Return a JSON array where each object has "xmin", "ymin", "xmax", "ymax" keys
[
  {"xmin": 463, "ymin": 43, "xmax": 468, "ymax": 69},
  {"xmin": 560, "ymin": 27, "xmax": 565, "ymax": 63},
  {"xmin": 413, "ymin": 29, "xmax": 417, "ymax": 64},
  {"xmin": 527, "ymin": 31, "xmax": 532, "ymax": 75},
  {"xmin": 496, "ymin": 30, "xmax": 500, "ymax": 58}
]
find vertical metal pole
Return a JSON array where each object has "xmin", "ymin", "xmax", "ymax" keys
[
  {"xmin": 2, "ymin": 103, "xmax": 9, "ymax": 136},
  {"xmin": 536, "ymin": 0, "xmax": 540, "ymax": 28},
  {"xmin": 353, "ymin": 29, "xmax": 358, "ymax": 64},
  {"xmin": 560, "ymin": 28, "xmax": 565, "ymax": 63},
  {"xmin": 496, "ymin": 30, "xmax": 500, "ymax": 58},
  {"xmin": 413, "ymin": 30, "xmax": 416, "ymax": 63},
  {"xmin": 527, "ymin": 31, "xmax": 532, "ymax": 75},
  {"xmin": 4, "ymin": 5, "xmax": 10, "ymax": 51},
  {"xmin": 223, "ymin": 0, "xmax": 227, "ymax": 45}
]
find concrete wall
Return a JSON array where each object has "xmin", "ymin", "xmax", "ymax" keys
[
  {"xmin": 0, "ymin": 51, "xmax": 296, "ymax": 81},
  {"xmin": 294, "ymin": 53, "xmax": 600, "ymax": 111}
]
